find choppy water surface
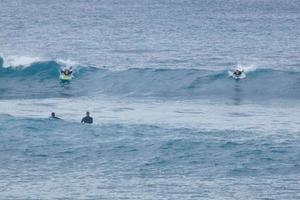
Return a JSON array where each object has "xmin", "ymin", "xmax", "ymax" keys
[{"xmin": 0, "ymin": 0, "xmax": 300, "ymax": 199}]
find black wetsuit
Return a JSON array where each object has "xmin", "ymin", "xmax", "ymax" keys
[
  {"xmin": 81, "ymin": 116, "xmax": 93, "ymax": 124},
  {"xmin": 61, "ymin": 70, "xmax": 72, "ymax": 76},
  {"xmin": 234, "ymin": 71, "xmax": 242, "ymax": 76}
]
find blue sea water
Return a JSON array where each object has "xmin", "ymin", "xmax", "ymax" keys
[{"xmin": 0, "ymin": 0, "xmax": 300, "ymax": 199}]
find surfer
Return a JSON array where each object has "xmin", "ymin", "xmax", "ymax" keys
[
  {"xmin": 60, "ymin": 66, "xmax": 73, "ymax": 81},
  {"xmin": 229, "ymin": 68, "xmax": 246, "ymax": 80},
  {"xmin": 60, "ymin": 67, "xmax": 73, "ymax": 76},
  {"xmin": 81, "ymin": 112, "xmax": 93, "ymax": 124},
  {"xmin": 233, "ymin": 69, "xmax": 243, "ymax": 76},
  {"xmin": 50, "ymin": 112, "xmax": 61, "ymax": 120}
]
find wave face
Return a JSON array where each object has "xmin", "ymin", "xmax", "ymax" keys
[{"xmin": 1, "ymin": 57, "xmax": 299, "ymax": 102}]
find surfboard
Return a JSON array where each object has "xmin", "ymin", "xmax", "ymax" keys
[{"xmin": 59, "ymin": 74, "xmax": 72, "ymax": 81}]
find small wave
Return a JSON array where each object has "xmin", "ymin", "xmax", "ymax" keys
[
  {"xmin": 0, "ymin": 60, "xmax": 61, "ymax": 77},
  {"xmin": 0, "ymin": 55, "xmax": 299, "ymax": 102}
]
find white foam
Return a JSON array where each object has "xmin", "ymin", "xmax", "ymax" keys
[
  {"xmin": 4, "ymin": 55, "xmax": 45, "ymax": 67},
  {"xmin": 0, "ymin": 55, "xmax": 81, "ymax": 69},
  {"xmin": 57, "ymin": 58, "xmax": 79, "ymax": 68},
  {"xmin": 235, "ymin": 63, "xmax": 257, "ymax": 73}
]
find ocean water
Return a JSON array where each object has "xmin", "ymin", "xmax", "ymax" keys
[{"xmin": 0, "ymin": 0, "xmax": 300, "ymax": 199}]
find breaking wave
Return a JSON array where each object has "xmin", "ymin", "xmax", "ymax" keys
[{"xmin": 0, "ymin": 56, "xmax": 299, "ymax": 101}]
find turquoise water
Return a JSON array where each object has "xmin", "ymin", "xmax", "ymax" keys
[{"xmin": 0, "ymin": 0, "xmax": 300, "ymax": 199}]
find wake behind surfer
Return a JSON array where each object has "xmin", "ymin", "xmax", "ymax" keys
[{"xmin": 81, "ymin": 111, "xmax": 93, "ymax": 124}]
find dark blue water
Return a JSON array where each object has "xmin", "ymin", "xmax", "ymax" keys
[{"xmin": 0, "ymin": 0, "xmax": 300, "ymax": 199}]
